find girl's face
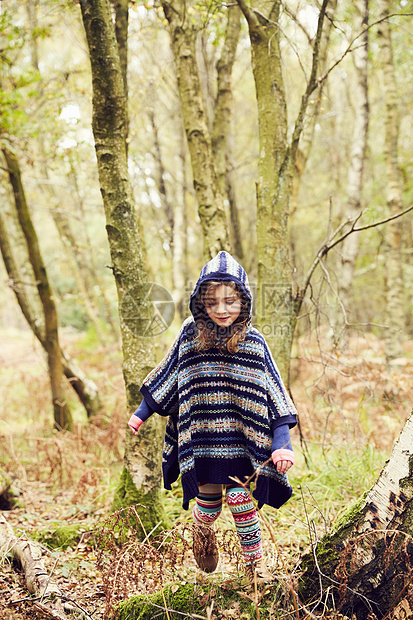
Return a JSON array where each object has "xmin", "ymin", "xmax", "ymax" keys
[{"xmin": 204, "ymin": 284, "xmax": 241, "ymax": 327}]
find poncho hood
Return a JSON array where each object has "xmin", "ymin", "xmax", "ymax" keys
[{"xmin": 189, "ymin": 251, "xmax": 252, "ymax": 322}]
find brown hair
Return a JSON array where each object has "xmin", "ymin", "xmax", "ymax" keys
[{"xmin": 195, "ymin": 281, "xmax": 249, "ymax": 353}]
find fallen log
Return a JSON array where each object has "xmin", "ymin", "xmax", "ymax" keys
[
  {"xmin": 299, "ymin": 411, "xmax": 413, "ymax": 619},
  {"xmin": 0, "ymin": 513, "xmax": 68, "ymax": 618}
]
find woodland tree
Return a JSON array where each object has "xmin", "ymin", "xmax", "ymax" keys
[
  {"xmin": 2, "ymin": 146, "xmax": 73, "ymax": 431},
  {"xmin": 335, "ymin": 0, "xmax": 369, "ymax": 344},
  {"xmin": 162, "ymin": 0, "xmax": 231, "ymax": 259},
  {"xmin": 236, "ymin": 0, "xmax": 330, "ymax": 380},
  {"xmin": 378, "ymin": 0, "xmax": 406, "ymax": 364},
  {"xmin": 79, "ymin": 0, "xmax": 169, "ymax": 534}
]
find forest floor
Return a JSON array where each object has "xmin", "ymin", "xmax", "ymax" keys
[{"xmin": 0, "ymin": 328, "xmax": 412, "ymax": 619}]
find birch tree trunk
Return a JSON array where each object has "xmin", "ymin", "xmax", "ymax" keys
[
  {"xmin": 377, "ymin": 1, "xmax": 405, "ymax": 364},
  {"xmin": 79, "ymin": 0, "xmax": 168, "ymax": 534},
  {"xmin": 162, "ymin": 0, "xmax": 230, "ymax": 259},
  {"xmin": 3, "ymin": 147, "xmax": 73, "ymax": 431},
  {"xmin": 335, "ymin": 0, "xmax": 369, "ymax": 345},
  {"xmin": 300, "ymin": 411, "xmax": 413, "ymax": 620}
]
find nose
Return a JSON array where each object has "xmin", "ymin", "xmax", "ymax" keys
[{"xmin": 216, "ymin": 301, "xmax": 227, "ymax": 314}]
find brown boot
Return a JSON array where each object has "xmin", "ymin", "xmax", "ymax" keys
[
  {"xmin": 243, "ymin": 559, "xmax": 274, "ymax": 587},
  {"xmin": 193, "ymin": 525, "xmax": 219, "ymax": 573}
]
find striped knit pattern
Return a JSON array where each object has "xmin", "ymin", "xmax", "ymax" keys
[
  {"xmin": 193, "ymin": 486, "xmax": 223, "ymax": 525},
  {"xmin": 198, "ymin": 251, "xmax": 251, "ymax": 293},
  {"xmin": 226, "ymin": 486, "xmax": 263, "ymax": 564},
  {"xmin": 140, "ymin": 252, "xmax": 298, "ymax": 511}
]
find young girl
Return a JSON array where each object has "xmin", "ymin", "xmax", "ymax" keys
[{"xmin": 128, "ymin": 251, "xmax": 297, "ymax": 584}]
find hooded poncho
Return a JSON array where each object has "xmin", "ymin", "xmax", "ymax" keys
[{"xmin": 140, "ymin": 251, "xmax": 298, "ymax": 510}]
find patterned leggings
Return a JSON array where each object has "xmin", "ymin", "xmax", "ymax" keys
[{"xmin": 192, "ymin": 483, "xmax": 263, "ymax": 565}]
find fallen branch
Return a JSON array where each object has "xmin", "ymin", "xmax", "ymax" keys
[{"xmin": 0, "ymin": 513, "xmax": 68, "ymax": 619}]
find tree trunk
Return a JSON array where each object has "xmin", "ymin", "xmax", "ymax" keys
[
  {"xmin": 162, "ymin": 0, "xmax": 230, "ymax": 259},
  {"xmin": 172, "ymin": 121, "xmax": 188, "ymax": 321},
  {"xmin": 211, "ymin": 4, "xmax": 241, "ymax": 196},
  {"xmin": 112, "ymin": 0, "xmax": 129, "ymax": 152},
  {"xmin": 290, "ymin": 0, "xmax": 338, "ymax": 217},
  {"xmin": 300, "ymin": 411, "xmax": 413, "ymax": 620},
  {"xmin": 79, "ymin": 0, "xmax": 169, "ymax": 534},
  {"xmin": 0, "ymin": 159, "xmax": 102, "ymax": 419},
  {"xmin": 3, "ymin": 146, "xmax": 73, "ymax": 431},
  {"xmin": 335, "ymin": 0, "xmax": 369, "ymax": 346},
  {"xmin": 237, "ymin": 0, "xmax": 329, "ymax": 380},
  {"xmin": 68, "ymin": 158, "xmax": 117, "ymax": 336},
  {"xmin": 211, "ymin": 5, "xmax": 244, "ymax": 261},
  {"xmin": 377, "ymin": 0, "xmax": 405, "ymax": 364}
]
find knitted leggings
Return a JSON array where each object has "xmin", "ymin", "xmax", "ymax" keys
[{"xmin": 193, "ymin": 483, "xmax": 263, "ymax": 565}]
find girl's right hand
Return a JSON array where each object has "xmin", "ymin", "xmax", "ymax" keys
[{"xmin": 128, "ymin": 414, "xmax": 143, "ymax": 435}]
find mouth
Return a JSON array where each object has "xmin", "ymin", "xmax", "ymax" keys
[{"xmin": 216, "ymin": 317, "xmax": 230, "ymax": 321}]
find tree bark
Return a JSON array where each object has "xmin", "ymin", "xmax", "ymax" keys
[
  {"xmin": 162, "ymin": 0, "xmax": 230, "ymax": 259},
  {"xmin": 211, "ymin": 5, "xmax": 244, "ymax": 261},
  {"xmin": 172, "ymin": 121, "xmax": 188, "ymax": 321},
  {"xmin": 111, "ymin": 0, "xmax": 129, "ymax": 151},
  {"xmin": 79, "ymin": 0, "xmax": 169, "ymax": 534},
  {"xmin": 25, "ymin": 0, "xmax": 113, "ymax": 342},
  {"xmin": 2, "ymin": 146, "xmax": 73, "ymax": 431},
  {"xmin": 0, "ymin": 159, "xmax": 102, "ymax": 419},
  {"xmin": 237, "ymin": 0, "xmax": 330, "ymax": 380},
  {"xmin": 377, "ymin": 0, "xmax": 405, "ymax": 364},
  {"xmin": 290, "ymin": 0, "xmax": 338, "ymax": 217},
  {"xmin": 300, "ymin": 411, "xmax": 413, "ymax": 620},
  {"xmin": 335, "ymin": 0, "xmax": 369, "ymax": 346}
]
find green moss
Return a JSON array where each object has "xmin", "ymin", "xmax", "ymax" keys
[
  {"xmin": 115, "ymin": 581, "xmax": 284, "ymax": 620},
  {"xmin": 35, "ymin": 524, "xmax": 86, "ymax": 550},
  {"xmin": 111, "ymin": 467, "xmax": 170, "ymax": 540},
  {"xmin": 330, "ymin": 491, "xmax": 369, "ymax": 534},
  {"xmin": 115, "ymin": 583, "xmax": 201, "ymax": 620}
]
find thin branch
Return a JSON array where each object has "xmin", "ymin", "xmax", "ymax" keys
[
  {"xmin": 318, "ymin": 12, "xmax": 413, "ymax": 88},
  {"xmin": 281, "ymin": 1, "xmax": 312, "ymax": 45},
  {"xmin": 296, "ymin": 204, "xmax": 413, "ymax": 318}
]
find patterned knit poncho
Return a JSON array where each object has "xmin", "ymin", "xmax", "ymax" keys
[{"xmin": 140, "ymin": 252, "xmax": 298, "ymax": 510}]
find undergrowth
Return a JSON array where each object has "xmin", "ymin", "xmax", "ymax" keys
[{"xmin": 0, "ymin": 329, "xmax": 412, "ymax": 619}]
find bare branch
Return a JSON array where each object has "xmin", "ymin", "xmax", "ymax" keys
[
  {"xmin": 287, "ymin": 0, "xmax": 330, "ymax": 169},
  {"xmin": 318, "ymin": 12, "xmax": 413, "ymax": 88},
  {"xmin": 281, "ymin": 1, "xmax": 312, "ymax": 45},
  {"xmin": 296, "ymin": 204, "xmax": 413, "ymax": 317}
]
